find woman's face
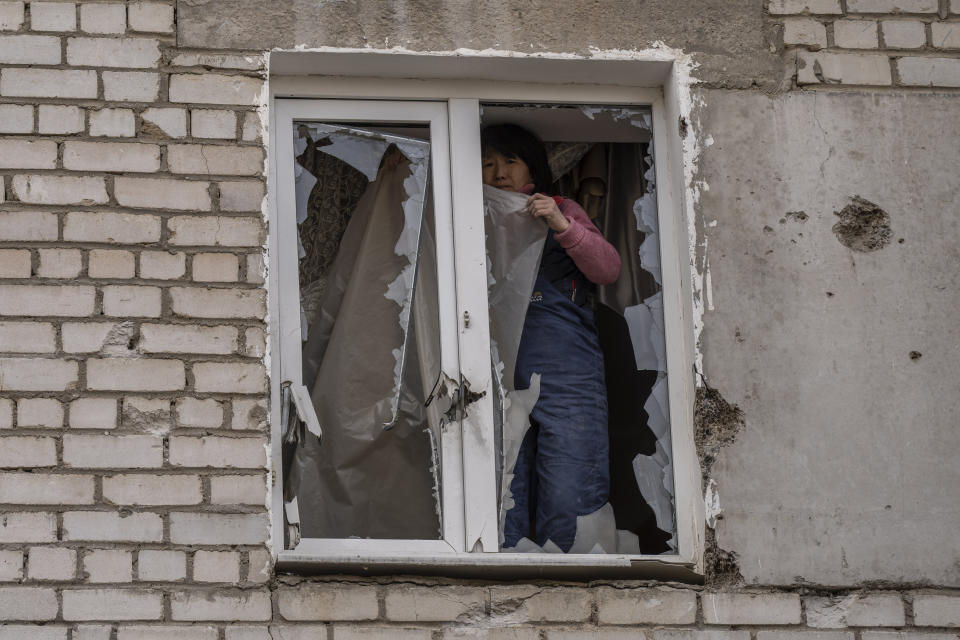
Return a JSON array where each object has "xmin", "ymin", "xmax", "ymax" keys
[{"xmin": 481, "ymin": 150, "xmax": 533, "ymax": 192}]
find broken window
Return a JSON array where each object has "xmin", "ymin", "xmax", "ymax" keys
[{"xmin": 271, "ymin": 94, "xmax": 691, "ymax": 570}]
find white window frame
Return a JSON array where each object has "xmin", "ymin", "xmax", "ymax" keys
[{"xmin": 266, "ymin": 51, "xmax": 704, "ymax": 579}]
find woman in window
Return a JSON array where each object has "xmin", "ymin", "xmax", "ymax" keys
[{"xmin": 481, "ymin": 124, "xmax": 622, "ymax": 551}]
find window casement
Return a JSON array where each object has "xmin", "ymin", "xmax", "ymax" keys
[{"xmin": 267, "ymin": 52, "xmax": 704, "ymax": 579}]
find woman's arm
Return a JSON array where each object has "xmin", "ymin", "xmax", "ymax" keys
[{"xmin": 553, "ymin": 197, "xmax": 621, "ymax": 285}]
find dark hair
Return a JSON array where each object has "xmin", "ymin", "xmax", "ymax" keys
[{"xmin": 480, "ymin": 124, "xmax": 553, "ymax": 195}]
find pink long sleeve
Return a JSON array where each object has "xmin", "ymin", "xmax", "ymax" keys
[{"xmin": 553, "ymin": 197, "xmax": 622, "ymax": 285}]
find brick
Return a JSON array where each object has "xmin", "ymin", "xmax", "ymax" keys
[
  {"xmin": 596, "ymin": 586, "xmax": 696, "ymax": 624},
  {"xmin": 0, "ymin": 357, "xmax": 77, "ymax": 390},
  {"xmin": 0, "ymin": 34, "xmax": 60, "ymax": 63},
  {"xmin": 168, "ymin": 216, "xmax": 262, "ymax": 247},
  {"xmin": 63, "ymin": 588, "xmax": 163, "ymax": 621},
  {"xmin": 63, "ymin": 511, "xmax": 163, "ymax": 542},
  {"xmin": 64, "ymin": 434, "xmax": 163, "ymax": 468},
  {"xmin": 27, "ymin": 546, "xmax": 76, "ymax": 580},
  {"xmin": 115, "ymin": 176, "xmax": 211, "ymax": 211},
  {"xmin": 87, "ymin": 358, "xmax": 185, "ymax": 391},
  {"xmin": 79, "ymin": 2, "xmax": 125, "ymax": 33},
  {"xmin": 847, "ymin": 0, "xmax": 937, "ymax": 11},
  {"xmin": 0, "ymin": 284, "xmax": 93, "ymax": 317},
  {"xmin": 898, "ymin": 56, "xmax": 960, "ymax": 86},
  {"xmin": 103, "ymin": 473, "xmax": 202, "ymax": 505},
  {"xmin": 69, "ymin": 398, "xmax": 118, "ymax": 429},
  {"xmin": 103, "ymin": 285, "xmax": 161, "ymax": 317},
  {"xmin": 171, "ymin": 589, "xmax": 272, "ymax": 621},
  {"xmin": 0, "ymin": 398, "xmax": 10, "ymax": 428},
  {"xmin": 219, "ymin": 181, "xmax": 264, "ymax": 212},
  {"xmin": 88, "ymin": 250, "xmax": 135, "ymax": 279},
  {"xmin": 0, "ymin": 587, "xmax": 58, "ymax": 620},
  {"xmin": 806, "ymin": 594, "xmax": 905, "ymax": 627},
  {"xmin": 0, "ymin": 626, "xmax": 68, "ymax": 640},
  {"xmin": 210, "ymin": 474, "xmax": 265, "ymax": 505},
  {"xmin": 67, "ymin": 36, "xmax": 160, "ymax": 68},
  {"xmin": 797, "ymin": 51, "xmax": 892, "ymax": 85},
  {"xmin": 278, "ymin": 584, "xmax": 378, "ymax": 621},
  {"xmin": 193, "ymin": 252, "xmax": 239, "ymax": 282},
  {"xmin": 170, "ymin": 435, "xmax": 266, "ymax": 468},
  {"xmin": 139, "ymin": 251, "xmax": 186, "ymax": 280},
  {"xmin": 169, "ymin": 74, "xmax": 264, "ymax": 106},
  {"xmin": 231, "ymin": 399, "xmax": 267, "ymax": 430},
  {"xmin": 193, "ymin": 550, "xmax": 240, "ymax": 583},
  {"xmin": 12, "ymin": 174, "xmax": 108, "ymax": 205},
  {"xmin": 102, "ymin": 71, "xmax": 159, "ymax": 102},
  {"xmin": 0, "ymin": 512, "xmax": 56, "ymax": 542},
  {"xmin": 16, "ymin": 397, "xmax": 63, "ymax": 427},
  {"xmin": 121, "ymin": 396, "xmax": 171, "ymax": 430},
  {"xmin": 192, "ymin": 109, "xmax": 236, "ymax": 139},
  {"xmin": 0, "ymin": 322, "xmax": 55, "ymax": 353},
  {"xmin": 490, "ymin": 586, "xmax": 592, "ymax": 623},
  {"xmin": 89, "ymin": 108, "xmax": 136, "ymax": 137},
  {"xmin": 83, "ymin": 549, "xmax": 132, "ymax": 583},
  {"xmin": 64, "ymin": 141, "xmax": 160, "ymax": 172},
  {"xmin": 0, "ymin": 250, "xmax": 30, "ymax": 278},
  {"xmin": 862, "ymin": 633, "xmax": 959, "ymax": 640},
  {"xmin": 246, "ymin": 548, "xmax": 270, "ymax": 584},
  {"xmin": 783, "ymin": 18, "xmax": 828, "ymax": 46},
  {"xmin": 758, "ymin": 633, "xmax": 851, "ymax": 640},
  {"xmin": 30, "ymin": 2, "xmax": 76, "ymax": 30},
  {"xmin": 38, "ymin": 104, "xmax": 83, "ymax": 134},
  {"xmin": 0, "ymin": 211, "xmax": 57, "ymax": 241},
  {"xmin": 193, "ymin": 362, "xmax": 266, "ymax": 393},
  {"xmin": 171, "ymin": 287, "xmax": 264, "ymax": 319},
  {"xmin": 446, "ymin": 631, "xmax": 541, "ymax": 640},
  {"xmin": 127, "ymin": 2, "xmax": 173, "ymax": 32},
  {"xmin": 73, "ymin": 625, "xmax": 111, "ymax": 640},
  {"xmin": 0, "ymin": 2, "xmax": 24, "ymax": 30},
  {"xmin": 0, "ymin": 139, "xmax": 57, "ymax": 170},
  {"xmin": 0, "ymin": 104, "xmax": 32, "ymax": 133},
  {"xmin": 769, "ymin": 0, "xmax": 842, "ymax": 13},
  {"xmin": 36, "ymin": 249, "xmax": 82, "ymax": 278},
  {"xmin": 172, "ymin": 53, "xmax": 265, "ymax": 71},
  {"xmin": 334, "ymin": 628, "xmax": 432, "ymax": 640},
  {"xmin": 241, "ymin": 112, "xmax": 261, "ymax": 141},
  {"xmin": 141, "ymin": 324, "xmax": 236, "ymax": 354},
  {"xmin": 882, "ymin": 20, "xmax": 926, "ymax": 47},
  {"xmin": 170, "ymin": 513, "xmax": 268, "ymax": 545},
  {"xmin": 0, "ymin": 358, "xmax": 77, "ymax": 391},
  {"xmin": 702, "ymin": 593, "xmax": 801, "ymax": 625},
  {"xmin": 117, "ymin": 627, "xmax": 218, "ymax": 640},
  {"xmin": 932, "ymin": 22, "xmax": 960, "ymax": 48},
  {"xmin": 0, "ymin": 436, "xmax": 57, "ymax": 467},
  {"xmin": 0, "ymin": 472, "xmax": 93, "ymax": 504},
  {"xmin": 243, "ymin": 326, "xmax": 265, "ymax": 357},
  {"xmin": 386, "ymin": 586, "xmax": 485, "ymax": 622},
  {"xmin": 175, "ymin": 397, "xmax": 223, "ymax": 427},
  {"xmin": 654, "ymin": 632, "xmax": 750, "ymax": 640},
  {"xmin": 141, "ymin": 107, "xmax": 187, "ymax": 138},
  {"xmin": 834, "ymin": 19, "xmax": 879, "ymax": 48},
  {"xmin": 137, "ymin": 550, "xmax": 186, "ymax": 582},
  {"xmin": 1, "ymin": 69, "xmax": 97, "ymax": 98},
  {"xmin": 168, "ymin": 144, "xmax": 263, "ymax": 176},
  {"xmin": 913, "ymin": 594, "xmax": 960, "ymax": 626},
  {"xmin": 0, "ymin": 549, "xmax": 23, "ymax": 581},
  {"xmin": 64, "ymin": 212, "xmax": 161, "ymax": 244},
  {"xmin": 62, "ymin": 322, "xmax": 122, "ymax": 354}
]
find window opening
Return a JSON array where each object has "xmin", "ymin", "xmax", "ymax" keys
[
  {"xmin": 480, "ymin": 104, "xmax": 676, "ymax": 554},
  {"xmin": 285, "ymin": 121, "xmax": 444, "ymax": 540}
]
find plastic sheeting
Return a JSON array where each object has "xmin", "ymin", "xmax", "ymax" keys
[{"xmin": 287, "ymin": 123, "xmax": 444, "ymax": 540}]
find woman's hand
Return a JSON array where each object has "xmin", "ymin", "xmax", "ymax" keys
[{"xmin": 527, "ymin": 193, "xmax": 570, "ymax": 233}]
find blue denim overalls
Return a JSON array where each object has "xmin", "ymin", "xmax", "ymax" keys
[{"xmin": 503, "ymin": 227, "xmax": 611, "ymax": 551}]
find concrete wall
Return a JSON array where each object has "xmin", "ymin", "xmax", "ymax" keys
[{"xmin": 0, "ymin": 0, "xmax": 959, "ymax": 635}]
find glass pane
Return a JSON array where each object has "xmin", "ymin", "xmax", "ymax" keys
[
  {"xmin": 479, "ymin": 104, "xmax": 677, "ymax": 554},
  {"xmin": 284, "ymin": 121, "xmax": 443, "ymax": 540}
]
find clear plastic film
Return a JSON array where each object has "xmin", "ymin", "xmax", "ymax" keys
[{"xmin": 287, "ymin": 123, "xmax": 443, "ymax": 540}]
